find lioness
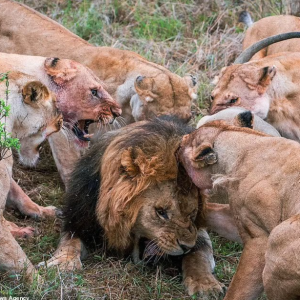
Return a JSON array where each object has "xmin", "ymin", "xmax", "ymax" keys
[
  {"xmin": 210, "ymin": 48, "xmax": 300, "ymax": 142},
  {"xmin": 0, "ymin": 52, "xmax": 121, "ymax": 220},
  {"xmin": 179, "ymin": 119, "xmax": 300, "ymax": 300},
  {"xmin": 0, "ymin": 0, "xmax": 197, "ymax": 124},
  {"xmin": 39, "ymin": 117, "xmax": 225, "ymax": 298},
  {"xmin": 243, "ymin": 15, "xmax": 300, "ymax": 60},
  {"xmin": 0, "ymin": 72, "xmax": 62, "ymax": 279}
]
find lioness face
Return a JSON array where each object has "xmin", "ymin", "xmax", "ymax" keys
[
  {"xmin": 44, "ymin": 58, "xmax": 121, "ymax": 139},
  {"xmin": 210, "ymin": 64, "xmax": 276, "ymax": 119},
  {"xmin": 17, "ymin": 81, "xmax": 62, "ymax": 166},
  {"xmin": 132, "ymin": 74, "xmax": 197, "ymax": 122},
  {"xmin": 133, "ymin": 180, "xmax": 199, "ymax": 257}
]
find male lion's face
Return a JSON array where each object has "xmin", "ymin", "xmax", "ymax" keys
[
  {"xmin": 210, "ymin": 64, "xmax": 276, "ymax": 119},
  {"xmin": 133, "ymin": 180, "xmax": 199, "ymax": 258},
  {"xmin": 132, "ymin": 74, "xmax": 197, "ymax": 122}
]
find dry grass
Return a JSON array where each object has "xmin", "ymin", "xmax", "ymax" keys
[{"xmin": 1, "ymin": 0, "xmax": 289, "ymax": 298}]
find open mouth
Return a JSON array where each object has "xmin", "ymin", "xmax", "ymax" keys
[{"xmin": 72, "ymin": 120, "xmax": 94, "ymax": 142}]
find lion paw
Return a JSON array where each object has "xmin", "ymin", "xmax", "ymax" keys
[
  {"xmin": 39, "ymin": 206, "xmax": 57, "ymax": 218},
  {"xmin": 11, "ymin": 226, "xmax": 35, "ymax": 238},
  {"xmin": 184, "ymin": 273, "xmax": 226, "ymax": 299},
  {"xmin": 38, "ymin": 253, "xmax": 82, "ymax": 271}
]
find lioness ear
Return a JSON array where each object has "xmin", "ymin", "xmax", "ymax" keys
[
  {"xmin": 134, "ymin": 76, "xmax": 155, "ymax": 102},
  {"xmin": 183, "ymin": 75, "xmax": 198, "ymax": 100},
  {"xmin": 22, "ymin": 81, "xmax": 50, "ymax": 107},
  {"xmin": 44, "ymin": 57, "xmax": 77, "ymax": 86},
  {"xmin": 233, "ymin": 111, "xmax": 254, "ymax": 129},
  {"xmin": 257, "ymin": 66, "xmax": 276, "ymax": 94},
  {"xmin": 193, "ymin": 142, "xmax": 217, "ymax": 167}
]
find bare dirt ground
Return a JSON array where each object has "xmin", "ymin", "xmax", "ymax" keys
[{"xmin": 1, "ymin": 0, "xmax": 289, "ymax": 299}]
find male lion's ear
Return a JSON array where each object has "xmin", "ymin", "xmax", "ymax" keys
[
  {"xmin": 44, "ymin": 57, "xmax": 77, "ymax": 86},
  {"xmin": 134, "ymin": 76, "xmax": 155, "ymax": 102},
  {"xmin": 257, "ymin": 66, "xmax": 276, "ymax": 94},
  {"xmin": 233, "ymin": 111, "xmax": 254, "ymax": 129},
  {"xmin": 121, "ymin": 146, "xmax": 160, "ymax": 178},
  {"xmin": 121, "ymin": 147, "xmax": 140, "ymax": 177},
  {"xmin": 22, "ymin": 81, "xmax": 50, "ymax": 107},
  {"xmin": 193, "ymin": 142, "xmax": 217, "ymax": 167}
]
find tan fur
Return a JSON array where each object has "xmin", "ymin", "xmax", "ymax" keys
[
  {"xmin": 0, "ymin": 52, "xmax": 121, "ymax": 187},
  {"xmin": 0, "ymin": 72, "xmax": 62, "ymax": 280},
  {"xmin": 243, "ymin": 15, "xmax": 300, "ymax": 60},
  {"xmin": 179, "ymin": 121, "xmax": 300, "ymax": 300},
  {"xmin": 0, "ymin": 0, "xmax": 196, "ymax": 124},
  {"xmin": 210, "ymin": 52, "xmax": 300, "ymax": 141},
  {"xmin": 41, "ymin": 120, "xmax": 224, "ymax": 298}
]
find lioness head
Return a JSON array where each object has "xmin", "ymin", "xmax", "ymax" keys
[
  {"xmin": 179, "ymin": 112, "xmax": 264, "ymax": 190},
  {"xmin": 8, "ymin": 76, "xmax": 62, "ymax": 166},
  {"xmin": 210, "ymin": 64, "xmax": 276, "ymax": 119},
  {"xmin": 132, "ymin": 73, "xmax": 197, "ymax": 122},
  {"xmin": 44, "ymin": 57, "xmax": 121, "ymax": 141}
]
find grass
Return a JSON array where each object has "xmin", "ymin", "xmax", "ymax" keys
[{"xmin": 4, "ymin": 0, "xmax": 289, "ymax": 298}]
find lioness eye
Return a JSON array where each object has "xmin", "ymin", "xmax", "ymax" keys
[
  {"xmin": 229, "ymin": 98, "xmax": 238, "ymax": 104},
  {"xmin": 155, "ymin": 208, "xmax": 169, "ymax": 220},
  {"xmin": 91, "ymin": 89, "xmax": 98, "ymax": 97},
  {"xmin": 210, "ymin": 95, "xmax": 214, "ymax": 102}
]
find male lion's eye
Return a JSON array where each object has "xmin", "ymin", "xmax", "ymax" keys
[
  {"xmin": 91, "ymin": 89, "xmax": 98, "ymax": 97},
  {"xmin": 155, "ymin": 208, "xmax": 169, "ymax": 220}
]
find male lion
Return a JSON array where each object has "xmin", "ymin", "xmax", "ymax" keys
[
  {"xmin": 40, "ymin": 117, "xmax": 225, "ymax": 299},
  {"xmin": 179, "ymin": 118, "xmax": 300, "ymax": 300},
  {"xmin": 0, "ymin": 0, "xmax": 197, "ymax": 124},
  {"xmin": 0, "ymin": 72, "xmax": 62, "ymax": 279}
]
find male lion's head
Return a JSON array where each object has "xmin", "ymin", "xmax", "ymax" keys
[{"xmin": 63, "ymin": 117, "xmax": 203, "ymax": 260}]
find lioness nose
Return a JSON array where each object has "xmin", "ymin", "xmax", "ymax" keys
[
  {"xmin": 111, "ymin": 107, "xmax": 121, "ymax": 118},
  {"xmin": 177, "ymin": 240, "xmax": 192, "ymax": 253}
]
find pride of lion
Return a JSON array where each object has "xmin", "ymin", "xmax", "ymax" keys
[{"xmin": 1, "ymin": 0, "xmax": 300, "ymax": 298}]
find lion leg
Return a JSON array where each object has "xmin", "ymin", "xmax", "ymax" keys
[
  {"xmin": 0, "ymin": 169, "xmax": 36, "ymax": 281},
  {"xmin": 48, "ymin": 131, "xmax": 82, "ymax": 188},
  {"xmin": 0, "ymin": 214, "xmax": 36, "ymax": 280},
  {"xmin": 182, "ymin": 229, "xmax": 225, "ymax": 299},
  {"xmin": 263, "ymin": 215, "xmax": 300, "ymax": 300},
  {"xmin": 4, "ymin": 219, "xmax": 35, "ymax": 238},
  {"xmin": 206, "ymin": 203, "xmax": 242, "ymax": 243},
  {"xmin": 6, "ymin": 178, "xmax": 57, "ymax": 219},
  {"xmin": 38, "ymin": 233, "xmax": 86, "ymax": 271},
  {"xmin": 224, "ymin": 236, "xmax": 268, "ymax": 300}
]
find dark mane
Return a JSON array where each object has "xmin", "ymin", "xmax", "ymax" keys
[{"xmin": 62, "ymin": 116, "xmax": 194, "ymax": 249}]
